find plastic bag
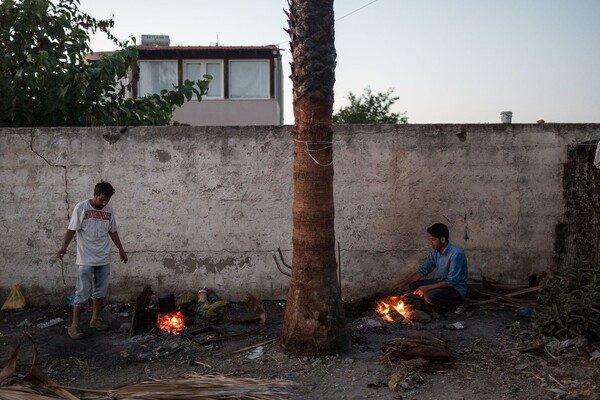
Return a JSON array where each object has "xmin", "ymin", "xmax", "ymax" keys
[{"xmin": 1, "ymin": 284, "xmax": 26, "ymax": 311}]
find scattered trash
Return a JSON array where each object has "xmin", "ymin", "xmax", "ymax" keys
[
  {"xmin": 589, "ymin": 350, "xmax": 600, "ymax": 361},
  {"xmin": 176, "ymin": 292, "xmax": 197, "ymax": 306},
  {"xmin": 545, "ymin": 337, "xmax": 561, "ymax": 355},
  {"xmin": 246, "ymin": 346, "xmax": 264, "ymax": 360},
  {"xmin": 1, "ymin": 284, "xmax": 26, "ymax": 311},
  {"xmin": 198, "ymin": 300, "xmax": 228, "ymax": 318},
  {"xmin": 444, "ymin": 308, "xmax": 464, "ymax": 318},
  {"xmin": 388, "ymin": 372, "xmax": 425, "ymax": 391},
  {"xmin": 387, "ymin": 373, "xmax": 403, "ymax": 391},
  {"xmin": 514, "ymin": 363, "xmax": 530, "ymax": 370},
  {"xmin": 544, "ymin": 336, "xmax": 589, "ymax": 356},
  {"xmin": 17, "ymin": 318, "xmax": 32, "ymax": 328},
  {"xmin": 546, "ymin": 387, "xmax": 567, "ymax": 396},
  {"xmin": 197, "ymin": 288, "xmax": 208, "ymax": 303},
  {"xmin": 444, "ymin": 321, "xmax": 465, "ymax": 330},
  {"xmin": 36, "ymin": 317, "xmax": 64, "ymax": 329},
  {"xmin": 559, "ymin": 339, "xmax": 577, "ymax": 350}
]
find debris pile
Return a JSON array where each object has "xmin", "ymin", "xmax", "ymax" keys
[
  {"xmin": 466, "ymin": 276, "xmax": 542, "ymax": 309},
  {"xmin": 1, "ymin": 333, "xmax": 292, "ymax": 399},
  {"xmin": 381, "ymin": 336, "xmax": 452, "ymax": 392}
]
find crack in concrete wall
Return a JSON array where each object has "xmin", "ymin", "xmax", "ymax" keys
[{"xmin": 29, "ymin": 130, "xmax": 70, "ymax": 220}]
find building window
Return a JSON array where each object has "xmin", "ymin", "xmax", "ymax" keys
[
  {"xmin": 185, "ymin": 61, "xmax": 223, "ymax": 98},
  {"xmin": 138, "ymin": 61, "xmax": 177, "ymax": 97},
  {"xmin": 229, "ymin": 60, "xmax": 269, "ymax": 99}
]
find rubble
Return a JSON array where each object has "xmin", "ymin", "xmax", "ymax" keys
[{"xmin": 1, "ymin": 293, "xmax": 599, "ymax": 399}]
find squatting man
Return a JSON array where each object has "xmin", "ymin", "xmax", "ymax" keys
[
  {"xmin": 56, "ymin": 181, "xmax": 128, "ymax": 339},
  {"xmin": 393, "ymin": 223, "xmax": 468, "ymax": 314}
]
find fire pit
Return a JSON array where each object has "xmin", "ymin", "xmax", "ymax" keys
[
  {"xmin": 375, "ymin": 296, "xmax": 408, "ymax": 322},
  {"xmin": 156, "ymin": 294, "xmax": 185, "ymax": 335}
]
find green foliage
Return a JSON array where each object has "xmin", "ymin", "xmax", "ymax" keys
[
  {"xmin": 535, "ymin": 265, "xmax": 600, "ymax": 340},
  {"xmin": 534, "ymin": 144, "xmax": 600, "ymax": 341},
  {"xmin": 0, "ymin": 0, "xmax": 211, "ymax": 127},
  {"xmin": 332, "ymin": 87, "xmax": 407, "ymax": 124}
]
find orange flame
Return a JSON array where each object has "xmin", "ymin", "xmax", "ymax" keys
[
  {"xmin": 157, "ymin": 311, "xmax": 185, "ymax": 335},
  {"xmin": 375, "ymin": 296, "xmax": 407, "ymax": 322}
]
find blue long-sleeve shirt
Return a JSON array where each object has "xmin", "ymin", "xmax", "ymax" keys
[{"xmin": 418, "ymin": 242, "xmax": 468, "ymax": 297}]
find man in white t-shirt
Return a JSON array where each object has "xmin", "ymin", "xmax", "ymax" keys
[{"xmin": 56, "ymin": 181, "xmax": 128, "ymax": 339}]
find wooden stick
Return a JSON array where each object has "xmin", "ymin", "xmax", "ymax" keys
[
  {"xmin": 231, "ymin": 338, "xmax": 278, "ymax": 354},
  {"xmin": 468, "ymin": 286, "xmax": 540, "ymax": 305}
]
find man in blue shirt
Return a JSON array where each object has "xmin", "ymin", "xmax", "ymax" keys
[{"xmin": 394, "ymin": 223, "xmax": 468, "ymax": 313}]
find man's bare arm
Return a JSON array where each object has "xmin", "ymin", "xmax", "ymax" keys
[
  {"xmin": 56, "ymin": 230, "xmax": 76, "ymax": 259},
  {"xmin": 391, "ymin": 270, "xmax": 425, "ymax": 295},
  {"xmin": 109, "ymin": 231, "xmax": 128, "ymax": 263},
  {"xmin": 413, "ymin": 279, "xmax": 449, "ymax": 297}
]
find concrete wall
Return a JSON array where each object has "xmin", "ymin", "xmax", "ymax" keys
[{"xmin": 1, "ymin": 124, "xmax": 599, "ymax": 305}]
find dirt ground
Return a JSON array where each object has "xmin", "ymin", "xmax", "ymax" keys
[{"xmin": 1, "ymin": 297, "xmax": 599, "ymax": 400}]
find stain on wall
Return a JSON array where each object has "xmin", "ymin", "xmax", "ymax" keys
[
  {"xmin": 162, "ymin": 254, "xmax": 250, "ymax": 274},
  {"xmin": 555, "ymin": 141, "xmax": 600, "ymax": 272},
  {"xmin": 155, "ymin": 149, "xmax": 172, "ymax": 163}
]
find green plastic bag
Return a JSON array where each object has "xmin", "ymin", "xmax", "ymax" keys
[{"xmin": 1, "ymin": 284, "xmax": 26, "ymax": 311}]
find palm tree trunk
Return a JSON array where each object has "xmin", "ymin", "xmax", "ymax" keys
[{"xmin": 281, "ymin": 0, "xmax": 350, "ymax": 355}]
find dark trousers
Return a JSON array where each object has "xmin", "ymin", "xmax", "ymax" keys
[{"xmin": 409, "ymin": 279, "xmax": 462, "ymax": 312}]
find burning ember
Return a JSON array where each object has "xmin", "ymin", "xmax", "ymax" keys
[
  {"xmin": 375, "ymin": 296, "xmax": 407, "ymax": 322},
  {"xmin": 157, "ymin": 311, "xmax": 185, "ymax": 335}
]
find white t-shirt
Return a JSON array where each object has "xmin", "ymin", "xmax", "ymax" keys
[{"xmin": 68, "ymin": 200, "xmax": 118, "ymax": 266}]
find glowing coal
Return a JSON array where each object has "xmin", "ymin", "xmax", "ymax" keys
[{"xmin": 157, "ymin": 310, "xmax": 185, "ymax": 335}]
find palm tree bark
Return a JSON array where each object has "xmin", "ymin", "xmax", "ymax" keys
[{"xmin": 281, "ymin": 0, "xmax": 350, "ymax": 355}]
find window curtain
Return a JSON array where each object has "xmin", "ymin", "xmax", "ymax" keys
[
  {"xmin": 139, "ymin": 61, "xmax": 177, "ymax": 97},
  {"xmin": 230, "ymin": 61, "xmax": 269, "ymax": 99},
  {"xmin": 186, "ymin": 63, "xmax": 222, "ymax": 98},
  {"xmin": 206, "ymin": 63, "xmax": 221, "ymax": 97}
]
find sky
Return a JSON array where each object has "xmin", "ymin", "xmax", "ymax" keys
[{"xmin": 79, "ymin": 0, "xmax": 600, "ymax": 125}]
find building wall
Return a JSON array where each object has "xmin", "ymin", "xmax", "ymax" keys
[
  {"xmin": 172, "ymin": 100, "xmax": 282, "ymax": 126},
  {"xmin": 1, "ymin": 124, "xmax": 599, "ymax": 305}
]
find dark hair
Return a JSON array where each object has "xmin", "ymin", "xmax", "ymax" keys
[
  {"xmin": 427, "ymin": 223, "xmax": 449, "ymax": 241},
  {"xmin": 94, "ymin": 181, "xmax": 115, "ymax": 197}
]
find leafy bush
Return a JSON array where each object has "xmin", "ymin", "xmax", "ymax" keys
[
  {"xmin": 0, "ymin": 0, "xmax": 210, "ymax": 127},
  {"xmin": 535, "ymin": 265, "xmax": 600, "ymax": 340},
  {"xmin": 332, "ymin": 87, "xmax": 407, "ymax": 124}
]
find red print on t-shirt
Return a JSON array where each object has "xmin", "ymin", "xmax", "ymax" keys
[{"xmin": 83, "ymin": 210, "xmax": 111, "ymax": 221}]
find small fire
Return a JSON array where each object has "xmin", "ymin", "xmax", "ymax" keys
[
  {"xmin": 157, "ymin": 311, "xmax": 185, "ymax": 335},
  {"xmin": 375, "ymin": 296, "xmax": 407, "ymax": 322}
]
